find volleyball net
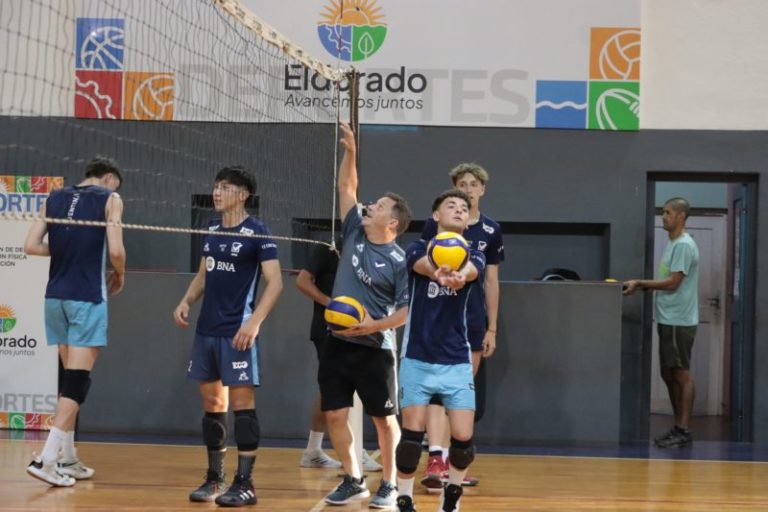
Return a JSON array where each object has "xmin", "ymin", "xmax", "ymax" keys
[{"xmin": 0, "ymin": 0, "xmax": 360, "ymax": 272}]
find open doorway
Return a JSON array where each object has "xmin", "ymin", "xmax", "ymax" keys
[{"xmin": 646, "ymin": 173, "xmax": 757, "ymax": 442}]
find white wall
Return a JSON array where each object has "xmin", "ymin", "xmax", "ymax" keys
[{"xmin": 642, "ymin": 0, "xmax": 768, "ymax": 130}]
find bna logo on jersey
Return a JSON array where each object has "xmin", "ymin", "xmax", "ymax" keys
[{"xmin": 317, "ymin": 0, "xmax": 387, "ymax": 62}]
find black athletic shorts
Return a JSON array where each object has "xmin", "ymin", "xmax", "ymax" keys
[{"xmin": 318, "ymin": 334, "xmax": 398, "ymax": 417}]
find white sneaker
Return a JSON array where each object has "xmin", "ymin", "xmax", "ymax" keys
[
  {"xmin": 300, "ymin": 449, "xmax": 342, "ymax": 469},
  {"xmin": 362, "ymin": 450, "xmax": 382, "ymax": 472},
  {"xmin": 27, "ymin": 456, "xmax": 76, "ymax": 487},
  {"xmin": 58, "ymin": 459, "xmax": 95, "ymax": 479}
]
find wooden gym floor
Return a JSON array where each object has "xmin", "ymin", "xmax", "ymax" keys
[{"xmin": 2, "ymin": 434, "xmax": 768, "ymax": 511}]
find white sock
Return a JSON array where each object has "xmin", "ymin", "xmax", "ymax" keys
[
  {"xmin": 397, "ymin": 476, "xmax": 414, "ymax": 497},
  {"xmin": 447, "ymin": 464, "xmax": 467, "ymax": 487},
  {"xmin": 306, "ymin": 430, "xmax": 324, "ymax": 452},
  {"xmin": 41, "ymin": 427, "xmax": 67, "ymax": 464},
  {"xmin": 428, "ymin": 444, "xmax": 443, "ymax": 455},
  {"xmin": 60, "ymin": 431, "xmax": 77, "ymax": 462},
  {"xmin": 441, "ymin": 447, "xmax": 449, "ymax": 461}
]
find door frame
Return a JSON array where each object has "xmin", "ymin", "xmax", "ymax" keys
[{"xmin": 645, "ymin": 171, "xmax": 758, "ymax": 441}]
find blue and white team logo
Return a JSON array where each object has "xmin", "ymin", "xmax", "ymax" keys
[
  {"xmin": 231, "ymin": 242, "xmax": 243, "ymax": 256},
  {"xmin": 478, "ymin": 241, "xmax": 487, "ymax": 252},
  {"xmin": 352, "ymin": 255, "xmax": 359, "ymax": 267},
  {"xmin": 356, "ymin": 243, "xmax": 364, "ymax": 252},
  {"xmin": 203, "ymin": 242, "xmax": 210, "ymax": 252},
  {"xmin": 206, "ymin": 256, "xmax": 215, "ymax": 271},
  {"xmin": 76, "ymin": 18, "xmax": 125, "ymax": 70}
]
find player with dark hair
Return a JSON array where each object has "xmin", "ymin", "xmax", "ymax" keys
[
  {"xmin": 321, "ymin": 122, "xmax": 411, "ymax": 508},
  {"xmin": 420, "ymin": 162, "xmax": 504, "ymax": 490},
  {"xmin": 174, "ymin": 166, "xmax": 283, "ymax": 507},
  {"xmin": 396, "ymin": 189, "xmax": 485, "ymax": 512},
  {"xmin": 24, "ymin": 156, "xmax": 125, "ymax": 486}
]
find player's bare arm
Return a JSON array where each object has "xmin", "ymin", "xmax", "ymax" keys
[
  {"xmin": 338, "ymin": 306, "xmax": 408, "ymax": 337},
  {"xmin": 623, "ymin": 271, "xmax": 684, "ymax": 295},
  {"xmin": 174, "ymin": 257, "xmax": 207, "ymax": 328},
  {"xmin": 232, "ymin": 259, "xmax": 283, "ymax": 351},
  {"xmin": 296, "ymin": 269, "xmax": 331, "ymax": 306},
  {"xmin": 337, "ymin": 121, "xmax": 358, "ymax": 219},
  {"xmin": 105, "ymin": 192, "xmax": 126, "ymax": 295},
  {"xmin": 24, "ymin": 203, "xmax": 50, "ymax": 257},
  {"xmin": 483, "ymin": 263, "xmax": 500, "ymax": 357}
]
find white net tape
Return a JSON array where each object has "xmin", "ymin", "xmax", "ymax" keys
[{"xmin": 0, "ymin": 212, "xmax": 333, "ymax": 248}]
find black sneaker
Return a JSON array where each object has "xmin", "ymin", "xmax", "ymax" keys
[
  {"xmin": 189, "ymin": 470, "xmax": 226, "ymax": 502},
  {"xmin": 324, "ymin": 474, "xmax": 370, "ymax": 505},
  {"xmin": 653, "ymin": 427, "xmax": 677, "ymax": 446},
  {"xmin": 396, "ymin": 495, "xmax": 417, "ymax": 512},
  {"xmin": 655, "ymin": 427, "xmax": 692, "ymax": 448},
  {"xmin": 214, "ymin": 474, "xmax": 257, "ymax": 507},
  {"xmin": 438, "ymin": 483, "xmax": 463, "ymax": 512}
]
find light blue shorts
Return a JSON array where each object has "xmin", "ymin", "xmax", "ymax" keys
[
  {"xmin": 399, "ymin": 357, "xmax": 475, "ymax": 410},
  {"xmin": 187, "ymin": 334, "xmax": 261, "ymax": 387},
  {"xmin": 44, "ymin": 298, "xmax": 108, "ymax": 347}
]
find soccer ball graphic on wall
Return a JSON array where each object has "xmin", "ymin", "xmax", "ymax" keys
[{"xmin": 317, "ymin": 0, "xmax": 387, "ymax": 62}]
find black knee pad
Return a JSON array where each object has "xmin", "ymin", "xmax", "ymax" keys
[
  {"xmin": 202, "ymin": 412, "xmax": 228, "ymax": 450},
  {"xmin": 60, "ymin": 369, "xmax": 91, "ymax": 405},
  {"xmin": 395, "ymin": 428, "xmax": 424, "ymax": 475},
  {"xmin": 234, "ymin": 409, "xmax": 260, "ymax": 451},
  {"xmin": 448, "ymin": 437, "xmax": 475, "ymax": 470}
]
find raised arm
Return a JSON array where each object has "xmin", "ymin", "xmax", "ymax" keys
[
  {"xmin": 105, "ymin": 192, "xmax": 126, "ymax": 295},
  {"xmin": 24, "ymin": 203, "xmax": 50, "ymax": 256},
  {"xmin": 338, "ymin": 121, "xmax": 358, "ymax": 220}
]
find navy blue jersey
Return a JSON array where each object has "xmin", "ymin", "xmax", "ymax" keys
[
  {"xmin": 422, "ymin": 213, "xmax": 504, "ymax": 333},
  {"xmin": 196, "ymin": 217, "xmax": 278, "ymax": 337},
  {"xmin": 45, "ymin": 185, "xmax": 112, "ymax": 303},
  {"xmin": 402, "ymin": 240, "xmax": 486, "ymax": 365}
]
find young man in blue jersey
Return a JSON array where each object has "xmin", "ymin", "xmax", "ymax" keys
[
  {"xmin": 396, "ymin": 189, "xmax": 485, "ymax": 512},
  {"xmin": 420, "ymin": 163, "xmax": 504, "ymax": 490},
  {"xmin": 173, "ymin": 166, "xmax": 283, "ymax": 507},
  {"xmin": 24, "ymin": 157, "xmax": 126, "ymax": 487},
  {"xmin": 320, "ymin": 122, "xmax": 411, "ymax": 509}
]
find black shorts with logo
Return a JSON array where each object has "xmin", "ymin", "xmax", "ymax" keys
[{"xmin": 318, "ymin": 334, "xmax": 398, "ymax": 417}]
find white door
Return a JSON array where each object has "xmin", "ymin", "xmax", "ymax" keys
[{"xmin": 650, "ymin": 215, "xmax": 726, "ymax": 416}]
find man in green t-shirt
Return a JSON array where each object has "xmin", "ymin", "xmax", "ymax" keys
[{"xmin": 624, "ymin": 197, "xmax": 700, "ymax": 448}]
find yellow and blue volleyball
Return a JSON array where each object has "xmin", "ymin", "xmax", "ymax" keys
[
  {"xmin": 324, "ymin": 296, "xmax": 366, "ymax": 330},
  {"xmin": 428, "ymin": 232, "xmax": 470, "ymax": 271}
]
